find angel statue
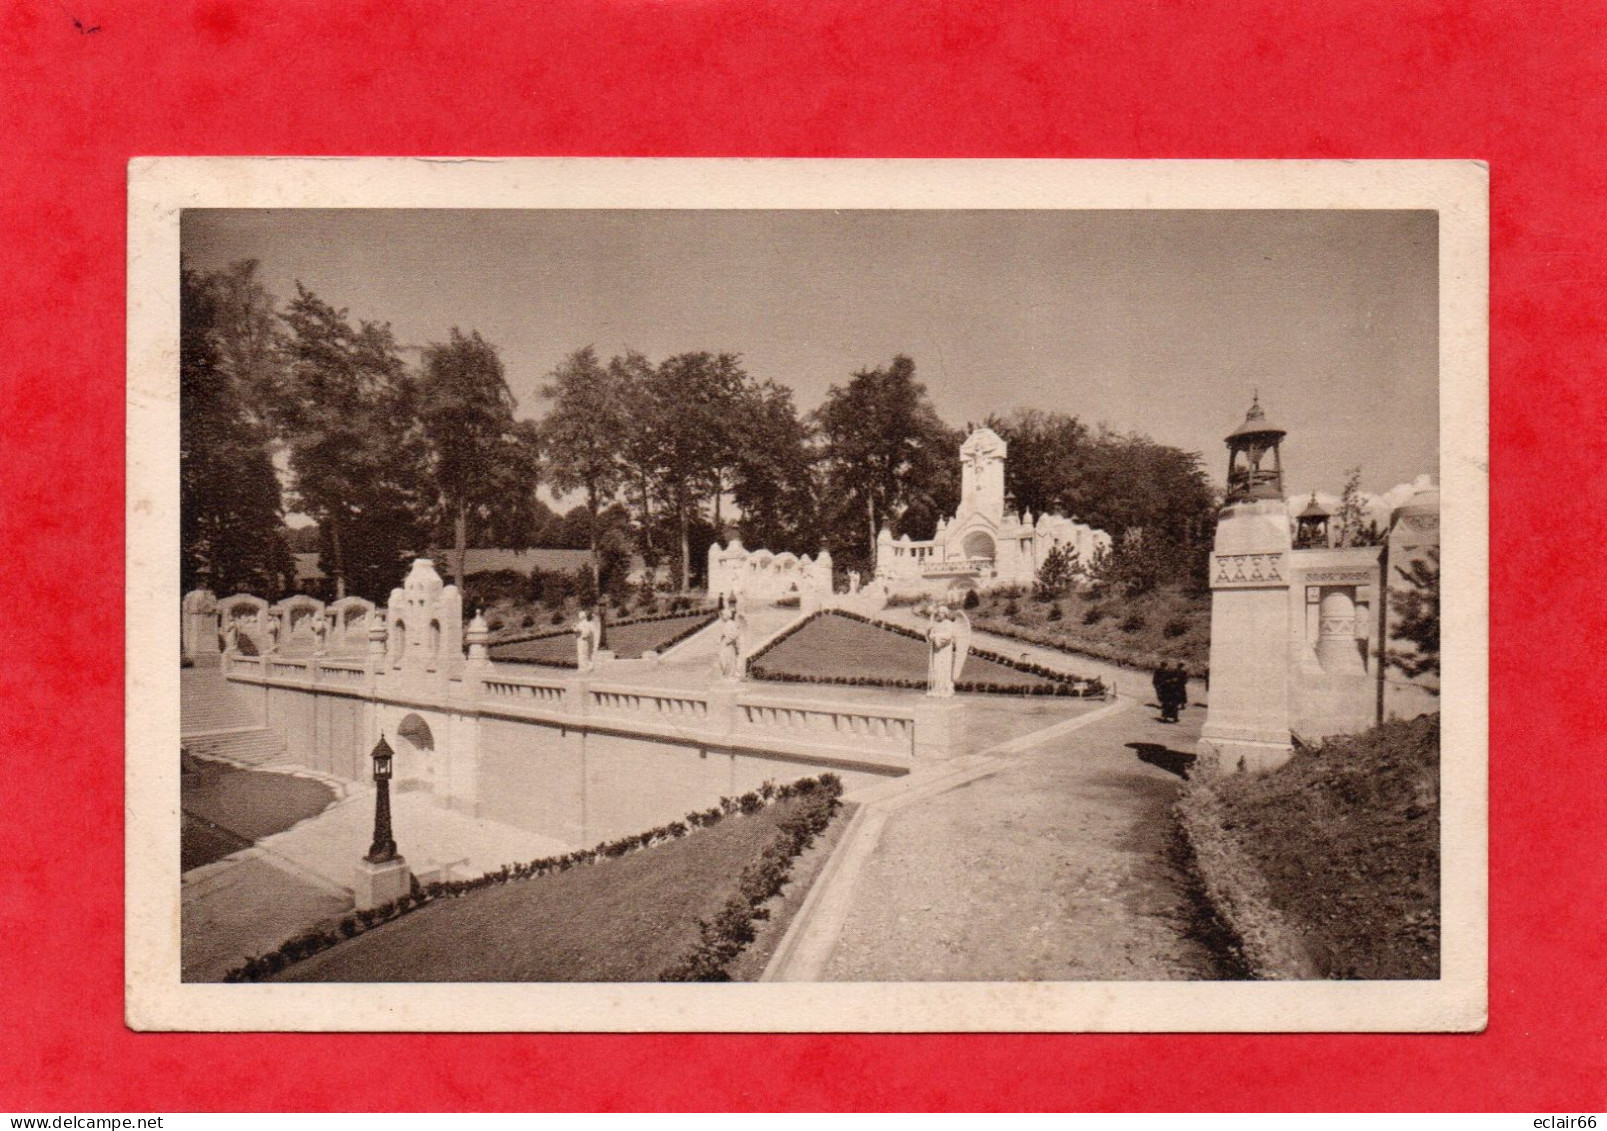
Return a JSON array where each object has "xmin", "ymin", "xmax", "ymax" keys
[
  {"xmin": 715, "ymin": 604, "xmax": 748, "ymax": 681},
  {"xmin": 574, "ymin": 607, "xmax": 602, "ymax": 672},
  {"xmin": 925, "ymin": 603, "xmax": 972, "ymax": 697}
]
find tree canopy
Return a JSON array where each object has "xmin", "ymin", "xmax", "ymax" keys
[
  {"xmin": 417, "ymin": 328, "xmax": 540, "ymax": 590},
  {"xmin": 180, "ymin": 263, "xmax": 1222, "ymax": 605},
  {"xmin": 272, "ymin": 284, "xmax": 431, "ymax": 601},
  {"xmin": 179, "ymin": 266, "xmax": 292, "ymax": 595},
  {"xmin": 814, "ymin": 355, "xmax": 958, "ymax": 571}
]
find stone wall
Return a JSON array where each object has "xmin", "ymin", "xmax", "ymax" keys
[{"xmin": 707, "ymin": 538, "xmax": 833, "ymax": 606}]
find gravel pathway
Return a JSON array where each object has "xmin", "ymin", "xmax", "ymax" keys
[{"xmin": 818, "ymin": 697, "xmax": 1228, "ymax": 981}]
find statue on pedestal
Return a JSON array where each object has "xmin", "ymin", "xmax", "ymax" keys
[
  {"xmin": 925, "ymin": 605, "xmax": 971, "ymax": 698},
  {"xmin": 715, "ymin": 605, "xmax": 747, "ymax": 682},
  {"xmin": 574, "ymin": 607, "xmax": 602, "ymax": 671}
]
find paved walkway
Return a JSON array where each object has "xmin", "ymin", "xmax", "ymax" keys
[{"xmin": 766, "ymin": 693, "xmax": 1221, "ymax": 981}]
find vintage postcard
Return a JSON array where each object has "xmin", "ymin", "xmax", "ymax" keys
[{"xmin": 127, "ymin": 158, "xmax": 1487, "ymax": 1031}]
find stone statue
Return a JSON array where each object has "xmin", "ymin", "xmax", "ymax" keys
[
  {"xmin": 925, "ymin": 605, "xmax": 972, "ymax": 698},
  {"xmin": 574, "ymin": 608, "xmax": 602, "ymax": 672},
  {"xmin": 715, "ymin": 605, "xmax": 747, "ymax": 682}
]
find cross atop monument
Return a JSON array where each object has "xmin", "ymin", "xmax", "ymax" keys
[{"xmin": 958, "ymin": 427, "xmax": 1008, "ymax": 518}]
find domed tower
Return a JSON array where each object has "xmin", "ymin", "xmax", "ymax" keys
[{"xmin": 1224, "ymin": 394, "xmax": 1287, "ymax": 504}]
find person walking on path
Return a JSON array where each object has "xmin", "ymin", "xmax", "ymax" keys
[{"xmin": 1153, "ymin": 663, "xmax": 1175, "ymax": 722}]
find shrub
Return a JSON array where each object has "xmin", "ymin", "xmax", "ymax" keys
[
  {"xmin": 539, "ymin": 569, "xmax": 576, "ymax": 609},
  {"xmin": 1082, "ymin": 605, "xmax": 1106, "ymax": 625},
  {"xmin": 1036, "ymin": 544, "xmax": 1078, "ymax": 598},
  {"xmin": 1119, "ymin": 612, "xmax": 1147, "ymax": 633},
  {"xmin": 1047, "ymin": 603, "xmax": 1063, "ymax": 622},
  {"xmin": 550, "ymin": 609, "xmax": 565, "ymax": 625},
  {"xmin": 1163, "ymin": 616, "xmax": 1191, "ymax": 638},
  {"xmin": 963, "ymin": 589, "xmax": 980, "ymax": 609},
  {"xmin": 660, "ymin": 776, "xmax": 845, "ymax": 982},
  {"xmin": 1003, "ymin": 598, "xmax": 1019, "ymax": 617},
  {"xmin": 775, "ymin": 594, "xmax": 801, "ymax": 608}
]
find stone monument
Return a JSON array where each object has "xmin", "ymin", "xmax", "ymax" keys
[
  {"xmin": 874, "ymin": 427, "xmax": 1110, "ymax": 599},
  {"xmin": 1197, "ymin": 396, "xmax": 1296, "ymax": 773}
]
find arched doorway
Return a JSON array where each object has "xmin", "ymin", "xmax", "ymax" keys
[
  {"xmin": 961, "ymin": 530, "xmax": 997, "ymax": 564},
  {"xmin": 394, "ymin": 712, "xmax": 436, "ymax": 792}
]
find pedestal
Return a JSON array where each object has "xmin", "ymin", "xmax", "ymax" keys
[
  {"xmin": 1197, "ymin": 498, "xmax": 1294, "ymax": 773},
  {"xmin": 913, "ymin": 697, "xmax": 963, "ymax": 763},
  {"xmin": 353, "ymin": 856, "xmax": 412, "ymax": 911}
]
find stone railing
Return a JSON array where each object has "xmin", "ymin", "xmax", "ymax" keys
[
  {"xmin": 226, "ymin": 655, "xmax": 264, "ymax": 678},
  {"xmin": 481, "ymin": 673, "xmax": 570, "ymax": 711},
  {"xmin": 919, "ymin": 556, "xmax": 994, "ymax": 577},
  {"xmin": 314, "ymin": 661, "xmax": 368, "ymax": 686},
  {"xmin": 734, "ymin": 696, "xmax": 915, "ymax": 757},
  {"xmin": 228, "ymin": 653, "xmax": 922, "ymax": 773},
  {"xmin": 589, "ymin": 687, "xmax": 710, "ymax": 724}
]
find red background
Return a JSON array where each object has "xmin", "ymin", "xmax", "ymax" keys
[{"xmin": 1, "ymin": 0, "xmax": 1602, "ymax": 1112}]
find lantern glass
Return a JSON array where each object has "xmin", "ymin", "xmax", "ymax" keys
[{"xmin": 370, "ymin": 735, "xmax": 394, "ymax": 781}]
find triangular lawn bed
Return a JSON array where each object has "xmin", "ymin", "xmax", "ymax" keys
[
  {"xmin": 489, "ymin": 609, "xmax": 717, "ymax": 666},
  {"xmin": 748, "ymin": 610, "xmax": 1102, "ymax": 696}
]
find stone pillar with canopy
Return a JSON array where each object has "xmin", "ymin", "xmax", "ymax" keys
[{"xmin": 1197, "ymin": 395, "xmax": 1296, "ymax": 773}]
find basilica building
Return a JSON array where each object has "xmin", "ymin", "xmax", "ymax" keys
[{"xmin": 875, "ymin": 427, "xmax": 1111, "ymax": 598}]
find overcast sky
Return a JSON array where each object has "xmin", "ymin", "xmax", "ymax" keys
[{"xmin": 183, "ymin": 207, "xmax": 1438, "ymax": 498}]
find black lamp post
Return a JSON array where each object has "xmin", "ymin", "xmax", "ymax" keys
[{"xmin": 365, "ymin": 733, "xmax": 398, "ymax": 864}]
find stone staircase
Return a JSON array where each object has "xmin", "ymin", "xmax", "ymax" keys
[
  {"xmin": 181, "ymin": 666, "xmax": 288, "ymax": 768},
  {"xmin": 181, "ymin": 727, "xmax": 290, "ymax": 769}
]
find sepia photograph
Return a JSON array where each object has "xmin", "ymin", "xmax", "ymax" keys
[{"xmin": 126, "ymin": 158, "xmax": 1487, "ymax": 1031}]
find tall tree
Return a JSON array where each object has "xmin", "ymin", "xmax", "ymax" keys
[
  {"xmin": 272, "ymin": 285, "xmax": 429, "ymax": 601},
  {"xmin": 205, "ymin": 259, "xmax": 282, "ymax": 419},
  {"xmin": 537, "ymin": 346, "xmax": 629, "ymax": 594},
  {"xmin": 634, "ymin": 352, "xmax": 749, "ymax": 588},
  {"xmin": 609, "ymin": 350, "xmax": 661, "ymax": 568},
  {"xmin": 1333, "ymin": 466, "xmax": 1384, "ymax": 548},
  {"xmin": 985, "ymin": 408, "xmax": 1092, "ymax": 519},
  {"xmin": 814, "ymin": 355, "xmax": 954, "ymax": 569},
  {"xmin": 1387, "ymin": 547, "xmax": 1440, "ymax": 683},
  {"xmin": 179, "ymin": 265, "xmax": 292, "ymax": 595},
  {"xmin": 416, "ymin": 328, "xmax": 540, "ymax": 591},
  {"xmin": 730, "ymin": 380, "xmax": 819, "ymax": 553}
]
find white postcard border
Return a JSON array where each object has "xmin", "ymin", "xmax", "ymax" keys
[{"xmin": 127, "ymin": 157, "xmax": 1488, "ymax": 1032}]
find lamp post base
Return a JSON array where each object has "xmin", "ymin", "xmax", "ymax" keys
[{"xmin": 353, "ymin": 855, "xmax": 411, "ymax": 911}]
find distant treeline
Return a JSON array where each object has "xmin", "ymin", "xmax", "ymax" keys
[{"xmin": 182, "ymin": 260, "xmax": 1218, "ymax": 603}]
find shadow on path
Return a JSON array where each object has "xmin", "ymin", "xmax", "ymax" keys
[{"xmin": 1126, "ymin": 741, "xmax": 1198, "ymax": 779}]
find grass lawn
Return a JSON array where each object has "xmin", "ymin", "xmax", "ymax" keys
[
  {"xmin": 273, "ymin": 794, "xmax": 829, "ymax": 982},
  {"xmin": 752, "ymin": 612, "xmax": 1056, "ymax": 690},
  {"xmin": 1180, "ymin": 714, "xmax": 1439, "ymax": 979},
  {"xmin": 967, "ymin": 585, "xmax": 1211, "ymax": 675},
  {"xmin": 181, "ymin": 753, "xmax": 337, "ymax": 872},
  {"xmin": 489, "ymin": 612, "xmax": 714, "ymax": 665}
]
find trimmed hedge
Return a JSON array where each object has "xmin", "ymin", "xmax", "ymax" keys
[
  {"xmin": 223, "ymin": 773, "xmax": 843, "ymax": 983},
  {"xmin": 659, "ymin": 775, "xmax": 844, "ymax": 981},
  {"xmin": 747, "ymin": 609, "xmax": 1107, "ymax": 699}
]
